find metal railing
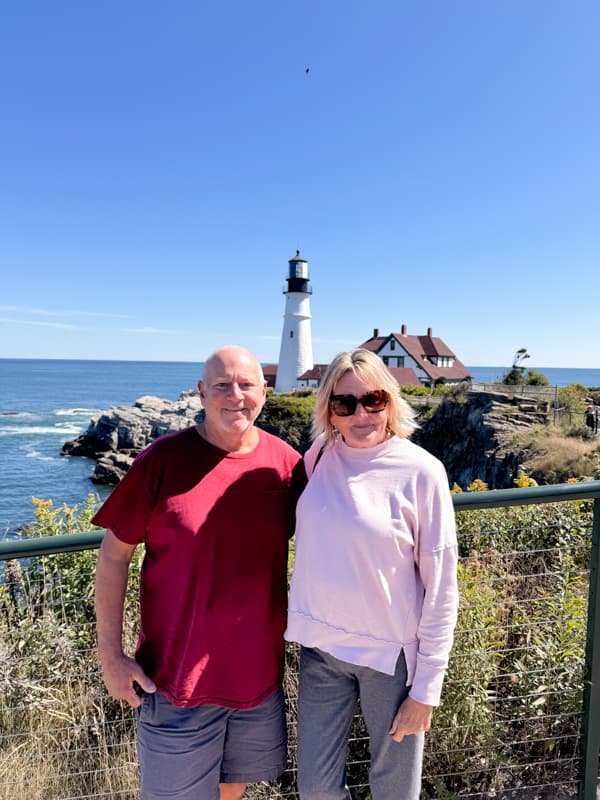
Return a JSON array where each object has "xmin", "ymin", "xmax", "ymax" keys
[{"xmin": 1, "ymin": 481, "xmax": 599, "ymax": 800}]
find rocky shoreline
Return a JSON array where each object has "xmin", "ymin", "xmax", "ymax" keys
[
  {"xmin": 61, "ymin": 389, "xmax": 550, "ymax": 489},
  {"xmin": 61, "ymin": 391, "xmax": 205, "ymax": 484}
]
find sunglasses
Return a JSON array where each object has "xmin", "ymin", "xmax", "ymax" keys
[{"xmin": 329, "ymin": 389, "xmax": 389, "ymax": 417}]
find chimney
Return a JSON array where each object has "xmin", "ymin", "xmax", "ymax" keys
[
  {"xmin": 373, "ymin": 328, "xmax": 379, "ymax": 338},
  {"xmin": 401, "ymin": 324, "xmax": 407, "ymax": 336},
  {"xmin": 427, "ymin": 327, "xmax": 432, "ymax": 337}
]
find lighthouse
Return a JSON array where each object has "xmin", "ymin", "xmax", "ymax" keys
[{"xmin": 275, "ymin": 251, "xmax": 314, "ymax": 393}]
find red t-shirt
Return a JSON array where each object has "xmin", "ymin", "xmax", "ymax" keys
[{"xmin": 92, "ymin": 426, "xmax": 305, "ymax": 709}]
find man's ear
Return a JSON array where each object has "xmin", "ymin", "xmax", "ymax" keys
[{"xmin": 197, "ymin": 380, "xmax": 205, "ymax": 399}]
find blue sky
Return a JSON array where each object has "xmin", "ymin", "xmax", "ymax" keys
[{"xmin": 1, "ymin": 1, "xmax": 598, "ymax": 368}]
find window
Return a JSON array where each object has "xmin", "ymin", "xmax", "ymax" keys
[
  {"xmin": 398, "ymin": 356, "xmax": 404, "ymax": 367},
  {"xmin": 382, "ymin": 356, "xmax": 389, "ymax": 365},
  {"xmin": 390, "ymin": 339, "xmax": 396, "ymax": 351},
  {"xmin": 290, "ymin": 331, "xmax": 294, "ymax": 338}
]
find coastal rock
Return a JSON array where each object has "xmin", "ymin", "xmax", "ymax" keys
[
  {"xmin": 61, "ymin": 391, "xmax": 204, "ymax": 484},
  {"xmin": 62, "ymin": 388, "xmax": 545, "ymax": 490},
  {"xmin": 414, "ymin": 391, "xmax": 541, "ymax": 489}
]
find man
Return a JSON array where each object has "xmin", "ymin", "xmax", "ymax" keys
[{"xmin": 94, "ymin": 346, "xmax": 305, "ymax": 800}]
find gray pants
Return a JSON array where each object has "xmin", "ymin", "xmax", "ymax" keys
[{"xmin": 297, "ymin": 646, "xmax": 424, "ymax": 800}]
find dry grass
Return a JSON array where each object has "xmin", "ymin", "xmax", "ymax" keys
[
  {"xmin": 527, "ymin": 435, "xmax": 600, "ymax": 483},
  {"xmin": 511, "ymin": 426, "xmax": 600, "ymax": 483}
]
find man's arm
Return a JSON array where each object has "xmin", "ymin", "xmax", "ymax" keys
[{"xmin": 95, "ymin": 530, "xmax": 156, "ymax": 708}]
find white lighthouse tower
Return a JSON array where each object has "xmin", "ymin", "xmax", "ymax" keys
[{"xmin": 275, "ymin": 250, "xmax": 314, "ymax": 394}]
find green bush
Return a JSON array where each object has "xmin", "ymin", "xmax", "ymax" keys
[
  {"xmin": 558, "ymin": 383, "xmax": 589, "ymax": 412},
  {"xmin": 525, "ymin": 369, "xmax": 549, "ymax": 386},
  {"xmin": 259, "ymin": 392, "xmax": 316, "ymax": 452},
  {"xmin": 400, "ymin": 384, "xmax": 431, "ymax": 396}
]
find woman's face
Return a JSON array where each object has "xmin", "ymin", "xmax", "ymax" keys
[{"xmin": 329, "ymin": 370, "xmax": 389, "ymax": 449}]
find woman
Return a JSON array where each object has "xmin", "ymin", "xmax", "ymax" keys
[{"xmin": 285, "ymin": 349, "xmax": 459, "ymax": 800}]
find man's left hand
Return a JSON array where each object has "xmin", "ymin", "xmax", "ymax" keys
[{"xmin": 389, "ymin": 696, "xmax": 433, "ymax": 743}]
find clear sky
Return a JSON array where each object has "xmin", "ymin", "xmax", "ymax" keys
[{"xmin": 1, "ymin": 1, "xmax": 598, "ymax": 368}]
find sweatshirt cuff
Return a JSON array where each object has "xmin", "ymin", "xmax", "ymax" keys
[{"xmin": 408, "ymin": 662, "xmax": 447, "ymax": 706}]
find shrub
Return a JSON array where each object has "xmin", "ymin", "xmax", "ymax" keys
[
  {"xmin": 400, "ymin": 384, "xmax": 431, "ymax": 396},
  {"xmin": 525, "ymin": 369, "xmax": 549, "ymax": 386},
  {"xmin": 558, "ymin": 384, "xmax": 588, "ymax": 412},
  {"xmin": 259, "ymin": 392, "xmax": 316, "ymax": 452},
  {"xmin": 0, "ymin": 494, "xmax": 140, "ymax": 799}
]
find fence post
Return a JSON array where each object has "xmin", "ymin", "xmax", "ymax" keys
[{"xmin": 580, "ymin": 496, "xmax": 600, "ymax": 799}]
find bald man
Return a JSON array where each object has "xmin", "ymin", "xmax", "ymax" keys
[{"xmin": 94, "ymin": 347, "xmax": 305, "ymax": 800}]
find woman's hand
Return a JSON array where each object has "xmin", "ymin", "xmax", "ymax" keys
[{"xmin": 389, "ymin": 696, "xmax": 433, "ymax": 743}]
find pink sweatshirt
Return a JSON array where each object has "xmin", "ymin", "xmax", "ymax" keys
[{"xmin": 285, "ymin": 434, "xmax": 458, "ymax": 706}]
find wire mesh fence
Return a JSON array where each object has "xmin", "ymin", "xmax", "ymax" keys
[{"xmin": 0, "ymin": 489, "xmax": 598, "ymax": 800}]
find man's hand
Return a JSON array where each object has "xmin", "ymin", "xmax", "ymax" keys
[
  {"xmin": 389, "ymin": 696, "xmax": 433, "ymax": 743},
  {"xmin": 100, "ymin": 653, "xmax": 156, "ymax": 708}
]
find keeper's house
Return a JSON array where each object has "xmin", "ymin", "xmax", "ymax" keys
[{"xmin": 297, "ymin": 326, "xmax": 471, "ymax": 389}]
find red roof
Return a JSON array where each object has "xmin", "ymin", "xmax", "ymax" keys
[
  {"xmin": 386, "ymin": 367, "xmax": 423, "ymax": 386},
  {"xmin": 262, "ymin": 364, "xmax": 277, "ymax": 388},
  {"xmin": 358, "ymin": 329, "xmax": 472, "ymax": 383},
  {"xmin": 298, "ymin": 364, "xmax": 329, "ymax": 381}
]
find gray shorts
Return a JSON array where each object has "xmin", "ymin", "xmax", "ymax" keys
[{"xmin": 137, "ymin": 688, "xmax": 287, "ymax": 800}]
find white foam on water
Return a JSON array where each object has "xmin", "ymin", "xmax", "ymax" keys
[
  {"xmin": 0, "ymin": 425, "xmax": 82, "ymax": 436},
  {"xmin": 23, "ymin": 445, "xmax": 55, "ymax": 461},
  {"xmin": 54, "ymin": 408, "xmax": 99, "ymax": 416}
]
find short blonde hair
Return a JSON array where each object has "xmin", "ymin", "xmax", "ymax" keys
[{"xmin": 312, "ymin": 349, "xmax": 419, "ymax": 446}]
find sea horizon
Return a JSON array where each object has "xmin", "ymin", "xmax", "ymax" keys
[{"xmin": 1, "ymin": 355, "xmax": 598, "ymax": 371}]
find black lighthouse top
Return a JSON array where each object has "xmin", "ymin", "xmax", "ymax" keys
[{"xmin": 285, "ymin": 250, "xmax": 312, "ymax": 294}]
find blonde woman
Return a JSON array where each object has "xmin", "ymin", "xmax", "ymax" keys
[{"xmin": 285, "ymin": 349, "xmax": 458, "ymax": 800}]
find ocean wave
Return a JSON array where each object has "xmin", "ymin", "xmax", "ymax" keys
[
  {"xmin": 0, "ymin": 425, "xmax": 83, "ymax": 436},
  {"xmin": 0, "ymin": 411, "xmax": 34, "ymax": 417},
  {"xmin": 24, "ymin": 446, "xmax": 55, "ymax": 461},
  {"xmin": 54, "ymin": 408, "xmax": 99, "ymax": 416}
]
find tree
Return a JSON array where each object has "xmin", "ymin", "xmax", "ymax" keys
[{"xmin": 502, "ymin": 348, "xmax": 530, "ymax": 385}]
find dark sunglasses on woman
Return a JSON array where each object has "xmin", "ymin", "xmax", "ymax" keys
[{"xmin": 329, "ymin": 389, "xmax": 389, "ymax": 417}]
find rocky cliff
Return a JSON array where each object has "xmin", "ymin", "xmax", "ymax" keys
[
  {"xmin": 413, "ymin": 391, "xmax": 545, "ymax": 489},
  {"xmin": 61, "ymin": 390, "xmax": 545, "ymax": 489},
  {"xmin": 61, "ymin": 391, "xmax": 205, "ymax": 484}
]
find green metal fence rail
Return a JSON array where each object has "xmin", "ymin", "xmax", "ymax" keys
[
  {"xmin": 1, "ymin": 480, "xmax": 599, "ymax": 800},
  {"xmin": 452, "ymin": 480, "xmax": 600, "ymax": 800}
]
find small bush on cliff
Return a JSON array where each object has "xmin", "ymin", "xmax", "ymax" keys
[
  {"xmin": 525, "ymin": 369, "xmax": 549, "ymax": 386},
  {"xmin": 558, "ymin": 383, "xmax": 588, "ymax": 413},
  {"xmin": 433, "ymin": 383, "xmax": 470, "ymax": 400},
  {"xmin": 259, "ymin": 392, "xmax": 316, "ymax": 453}
]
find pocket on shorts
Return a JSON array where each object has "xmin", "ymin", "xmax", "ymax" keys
[{"xmin": 136, "ymin": 690, "xmax": 154, "ymax": 722}]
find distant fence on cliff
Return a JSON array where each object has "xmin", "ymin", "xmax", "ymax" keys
[{"xmin": 469, "ymin": 382, "xmax": 559, "ymax": 402}]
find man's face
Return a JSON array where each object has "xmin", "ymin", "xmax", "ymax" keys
[{"xmin": 198, "ymin": 350, "xmax": 266, "ymax": 438}]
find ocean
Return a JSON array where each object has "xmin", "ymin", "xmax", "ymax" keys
[{"xmin": 1, "ymin": 358, "xmax": 600, "ymax": 538}]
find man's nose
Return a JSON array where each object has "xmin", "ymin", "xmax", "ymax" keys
[{"xmin": 230, "ymin": 382, "xmax": 244, "ymax": 399}]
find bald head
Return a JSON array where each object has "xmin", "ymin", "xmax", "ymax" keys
[
  {"xmin": 202, "ymin": 346, "xmax": 264, "ymax": 384},
  {"xmin": 197, "ymin": 346, "xmax": 267, "ymax": 450}
]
